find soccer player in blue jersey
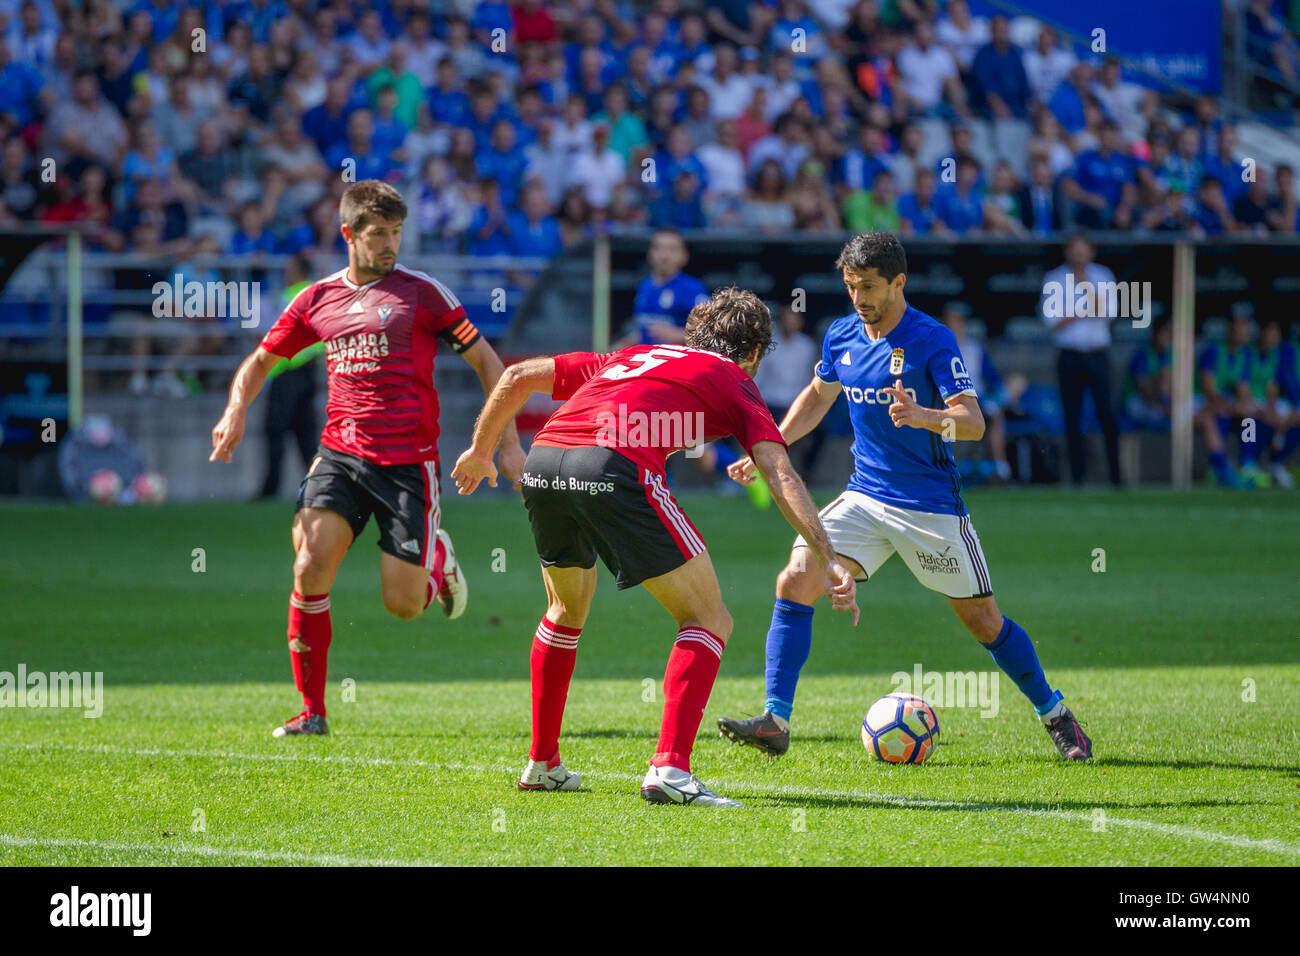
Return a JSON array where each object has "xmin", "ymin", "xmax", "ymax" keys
[{"xmin": 717, "ymin": 232, "xmax": 1093, "ymax": 760}]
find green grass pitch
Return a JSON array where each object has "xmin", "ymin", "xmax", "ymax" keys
[{"xmin": 1, "ymin": 488, "xmax": 1296, "ymax": 866}]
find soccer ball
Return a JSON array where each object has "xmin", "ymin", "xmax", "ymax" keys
[
  {"xmin": 131, "ymin": 471, "xmax": 167, "ymax": 505},
  {"xmin": 88, "ymin": 468, "xmax": 122, "ymax": 505},
  {"xmin": 861, "ymin": 692, "xmax": 940, "ymax": 764}
]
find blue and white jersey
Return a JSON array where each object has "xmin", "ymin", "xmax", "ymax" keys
[
  {"xmin": 631, "ymin": 272, "xmax": 710, "ymax": 344},
  {"xmin": 816, "ymin": 306, "xmax": 977, "ymax": 516}
]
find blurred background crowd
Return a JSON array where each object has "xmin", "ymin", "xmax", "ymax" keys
[{"xmin": 3, "ymin": 0, "xmax": 1300, "ymax": 258}]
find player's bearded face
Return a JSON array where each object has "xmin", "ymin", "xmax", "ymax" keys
[
  {"xmin": 843, "ymin": 268, "xmax": 900, "ymax": 326},
  {"xmin": 347, "ymin": 217, "xmax": 403, "ymax": 278}
]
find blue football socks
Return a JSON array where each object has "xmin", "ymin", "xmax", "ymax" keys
[
  {"xmin": 762, "ymin": 598, "xmax": 815, "ymax": 720},
  {"xmin": 985, "ymin": 616, "xmax": 1058, "ymax": 714}
]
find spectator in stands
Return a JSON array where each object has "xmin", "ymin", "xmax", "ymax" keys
[
  {"xmin": 229, "ymin": 200, "xmax": 278, "ymax": 255},
  {"xmin": 754, "ymin": 303, "xmax": 829, "ymax": 475},
  {"xmin": 740, "ymin": 158, "xmax": 796, "ymax": 232},
  {"xmin": 699, "ymin": 43, "xmax": 753, "ymax": 120},
  {"xmin": 1203, "ymin": 124, "xmax": 1248, "ymax": 207},
  {"xmin": 899, "ymin": 166, "xmax": 948, "ymax": 236},
  {"xmin": 556, "ymin": 185, "xmax": 593, "ymax": 247},
  {"xmin": 153, "ymin": 73, "xmax": 205, "ymax": 158},
  {"xmin": 896, "ymin": 19, "xmax": 965, "ymax": 117},
  {"xmin": 508, "ymin": 181, "xmax": 562, "ymax": 257},
  {"xmin": 747, "ymin": 112, "xmax": 810, "ymax": 180},
  {"xmin": 971, "ymin": 15, "xmax": 1030, "ymax": 121},
  {"xmin": 1245, "ymin": 0, "xmax": 1299, "ymax": 89},
  {"xmin": 1017, "ymin": 154, "xmax": 1065, "ymax": 236},
  {"xmin": 982, "ymin": 160, "xmax": 1026, "ymax": 234},
  {"xmin": 465, "ymin": 177, "xmax": 511, "ymax": 256},
  {"xmin": 370, "ymin": 85, "xmax": 410, "ymax": 161},
  {"xmin": 1123, "ymin": 318, "xmax": 1172, "ymax": 430},
  {"xmin": 697, "ymin": 117, "xmax": 747, "ymax": 223},
  {"xmin": 1063, "ymin": 120, "xmax": 1137, "ymax": 229},
  {"xmin": 839, "ymin": 122, "xmax": 892, "ymax": 195},
  {"xmin": 593, "ymin": 82, "xmax": 650, "ymax": 163},
  {"xmin": 943, "ymin": 301, "xmax": 1014, "ymax": 481},
  {"xmin": 935, "ymin": 0, "xmax": 990, "ymax": 78},
  {"xmin": 651, "ymin": 168, "xmax": 707, "ymax": 229},
  {"xmin": 1029, "ymin": 110, "xmax": 1077, "ymax": 178},
  {"xmin": 325, "ymin": 110, "xmax": 398, "ymax": 183},
  {"xmin": 1271, "ymin": 163, "xmax": 1298, "ymax": 233},
  {"xmin": 843, "ymin": 167, "xmax": 898, "ymax": 232},
  {"xmin": 933, "ymin": 154, "xmax": 985, "ymax": 234},
  {"xmin": 258, "ymin": 113, "xmax": 327, "ymax": 220},
  {"xmin": 1040, "ymin": 233, "xmax": 1123, "ymax": 486},
  {"xmin": 1191, "ymin": 175, "xmax": 1238, "ymax": 236},
  {"xmin": 0, "ymin": 136, "xmax": 41, "ymax": 222},
  {"xmin": 302, "ymin": 77, "xmax": 357, "ymax": 158},
  {"xmin": 476, "ymin": 117, "xmax": 527, "ymax": 209},
  {"xmin": 1023, "ymin": 28, "xmax": 1076, "ymax": 108},
  {"xmin": 1163, "ymin": 125, "xmax": 1205, "ymax": 196},
  {"xmin": 1092, "ymin": 58, "xmax": 1146, "ymax": 144},
  {"xmin": 412, "ymin": 155, "xmax": 471, "ymax": 254},
  {"xmin": 42, "ymin": 69, "xmax": 127, "ymax": 169},
  {"xmin": 787, "ymin": 159, "xmax": 840, "ymax": 231},
  {"xmin": 1233, "ymin": 166, "xmax": 1275, "ymax": 235},
  {"xmin": 40, "ymin": 163, "xmax": 111, "ymax": 242},
  {"xmin": 1047, "ymin": 61, "xmax": 1093, "ymax": 140},
  {"xmin": 571, "ymin": 122, "xmax": 626, "ymax": 212}
]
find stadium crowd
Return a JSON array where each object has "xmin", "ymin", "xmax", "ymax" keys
[{"xmin": 2, "ymin": 0, "xmax": 1299, "ymax": 255}]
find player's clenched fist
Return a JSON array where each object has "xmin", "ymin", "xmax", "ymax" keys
[
  {"xmin": 451, "ymin": 448, "xmax": 498, "ymax": 495},
  {"xmin": 209, "ymin": 407, "xmax": 246, "ymax": 463},
  {"xmin": 727, "ymin": 455, "xmax": 757, "ymax": 485},
  {"xmin": 884, "ymin": 378, "xmax": 930, "ymax": 429}
]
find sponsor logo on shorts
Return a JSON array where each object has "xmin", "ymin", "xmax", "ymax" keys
[
  {"xmin": 914, "ymin": 548, "xmax": 962, "ymax": 574},
  {"xmin": 521, "ymin": 472, "xmax": 614, "ymax": 495},
  {"xmin": 399, "ymin": 539, "xmax": 420, "ymax": 555}
]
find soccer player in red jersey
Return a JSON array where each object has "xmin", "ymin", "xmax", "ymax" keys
[
  {"xmin": 453, "ymin": 287, "xmax": 858, "ymax": 807},
  {"xmin": 209, "ymin": 180, "xmax": 526, "ymax": 738}
]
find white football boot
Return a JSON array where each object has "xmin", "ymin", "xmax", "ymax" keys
[
  {"xmin": 641, "ymin": 765, "xmax": 742, "ymax": 808},
  {"xmin": 434, "ymin": 528, "xmax": 468, "ymax": 619},
  {"xmin": 518, "ymin": 758, "xmax": 581, "ymax": 791}
]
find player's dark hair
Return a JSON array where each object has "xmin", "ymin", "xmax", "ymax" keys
[
  {"xmin": 339, "ymin": 180, "xmax": 407, "ymax": 232},
  {"xmin": 684, "ymin": 286, "xmax": 774, "ymax": 364},
  {"xmin": 835, "ymin": 232, "xmax": 907, "ymax": 282}
]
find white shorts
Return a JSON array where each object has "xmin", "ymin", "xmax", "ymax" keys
[{"xmin": 794, "ymin": 490, "xmax": 993, "ymax": 599}]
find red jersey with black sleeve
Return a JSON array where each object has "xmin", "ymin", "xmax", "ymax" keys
[
  {"xmin": 260, "ymin": 264, "xmax": 481, "ymax": 465},
  {"xmin": 533, "ymin": 344, "xmax": 787, "ymax": 476}
]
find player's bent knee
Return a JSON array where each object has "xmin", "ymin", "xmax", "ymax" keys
[
  {"xmin": 382, "ymin": 591, "xmax": 425, "ymax": 621},
  {"xmin": 776, "ymin": 555, "xmax": 823, "ymax": 604}
]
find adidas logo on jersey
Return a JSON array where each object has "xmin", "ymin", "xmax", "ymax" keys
[{"xmin": 841, "ymin": 351, "xmax": 852, "ymax": 366}]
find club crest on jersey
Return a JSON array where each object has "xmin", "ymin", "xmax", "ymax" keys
[
  {"xmin": 377, "ymin": 306, "xmax": 393, "ymax": 326},
  {"xmin": 890, "ymin": 348, "xmax": 905, "ymax": 375}
]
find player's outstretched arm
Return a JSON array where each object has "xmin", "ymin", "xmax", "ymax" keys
[
  {"xmin": 452, "ymin": 356, "xmax": 555, "ymax": 495},
  {"xmin": 210, "ymin": 346, "xmax": 281, "ymax": 463},
  {"xmin": 729, "ymin": 375, "xmax": 841, "ymax": 485},
  {"xmin": 460, "ymin": 338, "xmax": 528, "ymax": 488},
  {"xmin": 750, "ymin": 440, "xmax": 859, "ymax": 625}
]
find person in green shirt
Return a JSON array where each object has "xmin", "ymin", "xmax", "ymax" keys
[
  {"xmin": 843, "ymin": 169, "xmax": 901, "ymax": 233},
  {"xmin": 365, "ymin": 43, "xmax": 425, "ymax": 129},
  {"xmin": 591, "ymin": 82, "xmax": 649, "ymax": 165}
]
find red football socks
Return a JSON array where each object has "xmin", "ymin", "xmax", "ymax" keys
[
  {"xmin": 650, "ymin": 626, "xmax": 725, "ymax": 772},
  {"xmin": 287, "ymin": 591, "xmax": 332, "ymax": 717},
  {"xmin": 423, "ymin": 536, "xmax": 447, "ymax": 609},
  {"xmin": 528, "ymin": 617, "xmax": 582, "ymax": 766}
]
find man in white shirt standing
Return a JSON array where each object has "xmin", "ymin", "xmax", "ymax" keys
[{"xmin": 1040, "ymin": 234, "xmax": 1123, "ymax": 486}]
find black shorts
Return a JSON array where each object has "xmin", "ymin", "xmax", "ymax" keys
[
  {"xmin": 296, "ymin": 444, "xmax": 441, "ymax": 568},
  {"xmin": 522, "ymin": 445, "xmax": 706, "ymax": 590}
]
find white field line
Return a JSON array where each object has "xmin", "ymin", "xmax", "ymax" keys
[
  {"xmin": 6, "ymin": 741, "xmax": 1298, "ymax": 859},
  {"xmin": 0, "ymin": 833, "xmax": 433, "ymax": 867}
]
